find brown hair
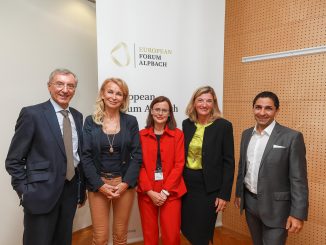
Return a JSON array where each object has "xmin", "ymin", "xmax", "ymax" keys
[{"xmin": 145, "ymin": 96, "xmax": 177, "ymax": 130}]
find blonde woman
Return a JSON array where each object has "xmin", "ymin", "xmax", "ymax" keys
[
  {"xmin": 181, "ymin": 86, "xmax": 235, "ymax": 245},
  {"xmin": 82, "ymin": 78, "xmax": 142, "ymax": 245}
]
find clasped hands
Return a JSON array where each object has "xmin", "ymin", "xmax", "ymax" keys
[
  {"xmin": 99, "ymin": 182, "xmax": 128, "ymax": 199},
  {"xmin": 147, "ymin": 190, "xmax": 168, "ymax": 206}
]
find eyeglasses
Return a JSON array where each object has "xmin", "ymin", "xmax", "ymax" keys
[
  {"xmin": 52, "ymin": 82, "xmax": 76, "ymax": 91},
  {"xmin": 152, "ymin": 108, "xmax": 169, "ymax": 115}
]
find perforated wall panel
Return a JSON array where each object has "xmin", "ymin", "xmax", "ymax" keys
[{"xmin": 223, "ymin": 1, "xmax": 326, "ymax": 244}]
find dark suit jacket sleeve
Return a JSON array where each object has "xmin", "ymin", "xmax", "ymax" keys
[
  {"xmin": 289, "ymin": 132, "xmax": 309, "ymax": 220},
  {"xmin": 218, "ymin": 120, "xmax": 235, "ymax": 201},
  {"xmin": 122, "ymin": 116, "xmax": 142, "ymax": 187},
  {"xmin": 81, "ymin": 116, "xmax": 104, "ymax": 191},
  {"xmin": 5, "ymin": 107, "xmax": 34, "ymax": 197}
]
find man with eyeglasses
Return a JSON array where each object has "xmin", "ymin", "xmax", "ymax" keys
[{"xmin": 6, "ymin": 68, "xmax": 86, "ymax": 245}]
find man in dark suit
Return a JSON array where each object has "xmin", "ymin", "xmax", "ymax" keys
[
  {"xmin": 6, "ymin": 68, "xmax": 86, "ymax": 245},
  {"xmin": 235, "ymin": 91, "xmax": 308, "ymax": 245}
]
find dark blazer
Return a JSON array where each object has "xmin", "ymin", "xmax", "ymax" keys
[
  {"xmin": 182, "ymin": 118, "xmax": 235, "ymax": 201},
  {"xmin": 82, "ymin": 113, "xmax": 142, "ymax": 192},
  {"xmin": 235, "ymin": 123, "xmax": 309, "ymax": 227},
  {"xmin": 5, "ymin": 100, "xmax": 86, "ymax": 214}
]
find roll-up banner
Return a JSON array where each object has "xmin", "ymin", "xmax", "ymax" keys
[{"xmin": 96, "ymin": 0, "xmax": 225, "ymax": 243}]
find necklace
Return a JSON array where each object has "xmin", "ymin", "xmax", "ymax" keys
[
  {"xmin": 105, "ymin": 121, "xmax": 118, "ymax": 155},
  {"xmin": 107, "ymin": 133, "xmax": 116, "ymax": 154}
]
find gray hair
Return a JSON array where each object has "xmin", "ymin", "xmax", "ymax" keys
[{"xmin": 48, "ymin": 68, "xmax": 78, "ymax": 85}]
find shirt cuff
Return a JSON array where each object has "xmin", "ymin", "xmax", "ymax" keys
[{"xmin": 161, "ymin": 189, "xmax": 170, "ymax": 196}]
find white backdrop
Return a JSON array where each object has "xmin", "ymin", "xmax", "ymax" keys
[
  {"xmin": 0, "ymin": 1, "xmax": 97, "ymax": 244},
  {"xmin": 96, "ymin": 0, "xmax": 226, "ymax": 243}
]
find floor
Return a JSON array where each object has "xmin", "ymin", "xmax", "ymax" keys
[{"xmin": 72, "ymin": 226, "xmax": 252, "ymax": 245}]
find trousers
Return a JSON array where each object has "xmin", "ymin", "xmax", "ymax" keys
[
  {"xmin": 138, "ymin": 195, "xmax": 181, "ymax": 245},
  {"xmin": 88, "ymin": 177, "xmax": 135, "ymax": 245},
  {"xmin": 244, "ymin": 189, "xmax": 288, "ymax": 245},
  {"xmin": 23, "ymin": 177, "xmax": 78, "ymax": 245}
]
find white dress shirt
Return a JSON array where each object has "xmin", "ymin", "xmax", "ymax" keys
[
  {"xmin": 244, "ymin": 120, "xmax": 276, "ymax": 194},
  {"xmin": 50, "ymin": 98, "xmax": 80, "ymax": 167}
]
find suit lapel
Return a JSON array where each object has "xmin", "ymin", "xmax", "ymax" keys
[
  {"xmin": 71, "ymin": 110, "xmax": 82, "ymax": 136},
  {"xmin": 242, "ymin": 128, "xmax": 253, "ymax": 175},
  {"xmin": 120, "ymin": 113, "xmax": 126, "ymax": 154},
  {"xmin": 90, "ymin": 119, "xmax": 102, "ymax": 153},
  {"xmin": 243, "ymin": 129, "xmax": 253, "ymax": 159},
  {"xmin": 259, "ymin": 123, "xmax": 282, "ymax": 170},
  {"xmin": 43, "ymin": 100, "xmax": 66, "ymax": 155},
  {"xmin": 70, "ymin": 109, "xmax": 82, "ymax": 154},
  {"xmin": 186, "ymin": 122, "xmax": 196, "ymax": 148}
]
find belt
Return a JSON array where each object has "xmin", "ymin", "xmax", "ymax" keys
[
  {"xmin": 100, "ymin": 172, "xmax": 121, "ymax": 179},
  {"xmin": 245, "ymin": 188, "xmax": 258, "ymax": 199}
]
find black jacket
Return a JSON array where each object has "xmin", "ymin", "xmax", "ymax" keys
[
  {"xmin": 5, "ymin": 100, "xmax": 86, "ymax": 214},
  {"xmin": 82, "ymin": 113, "xmax": 142, "ymax": 191},
  {"xmin": 182, "ymin": 118, "xmax": 235, "ymax": 201}
]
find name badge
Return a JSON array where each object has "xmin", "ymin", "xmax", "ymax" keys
[{"xmin": 154, "ymin": 169, "xmax": 163, "ymax": 181}]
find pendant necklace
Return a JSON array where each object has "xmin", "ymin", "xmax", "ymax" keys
[
  {"xmin": 106, "ymin": 121, "xmax": 118, "ymax": 155},
  {"xmin": 107, "ymin": 133, "xmax": 116, "ymax": 154}
]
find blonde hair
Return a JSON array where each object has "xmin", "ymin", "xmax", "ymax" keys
[
  {"xmin": 185, "ymin": 86, "xmax": 222, "ymax": 122},
  {"xmin": 93, "ymin": 78, "xmax": 130, "ymax": 125}
]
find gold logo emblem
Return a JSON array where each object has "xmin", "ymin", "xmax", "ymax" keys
[{"xmin": 110, "ymin": 42, "xmax": 130, "ymax": 67}]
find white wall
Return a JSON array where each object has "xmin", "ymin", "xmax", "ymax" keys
[{"xmin": 0, "ymin": 0, "xmax": 97, "ymax": 243}]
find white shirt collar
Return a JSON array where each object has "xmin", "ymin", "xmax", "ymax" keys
[
  {"xmin": 253, "ymin": 120, "xmax": 276, "ymax": 136},
  {"xmin": 50, "ymin": 98, "xmax": 70, "ymax": 113}
]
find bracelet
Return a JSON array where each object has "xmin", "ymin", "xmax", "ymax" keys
[{"xmin": 161, "ymin": 189, "xmax": 170, "ymax": 196}]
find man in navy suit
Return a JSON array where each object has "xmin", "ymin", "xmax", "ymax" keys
[
  {"xmin": 235, "ymin": 91, "xmax": 308, "ymax": 245},
  {"xmin": 6, "ymin": 68, "xmax": 86, "ymax": 245}
]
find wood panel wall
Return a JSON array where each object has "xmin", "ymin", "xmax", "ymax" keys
[{"xmin": 222, "ymin": 1, "xmax": 326, "ymax": 244}]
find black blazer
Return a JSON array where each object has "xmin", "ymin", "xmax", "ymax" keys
[
  {"xmin": 82, "ymin": 113, "xmax": 142, "ymax": 192},
  {"xmin": 182, "ymin": 118, "xmax": 235, "ymax": 201},
  {"xmin": 5, "ymin": 100, "xmax": 86, "ymax": 214}
]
